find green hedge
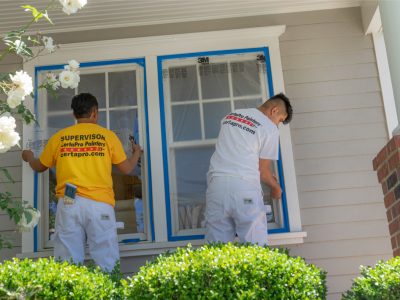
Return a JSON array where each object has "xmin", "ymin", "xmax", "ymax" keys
[
  {"xmin": 0, "ymin": 258, "xmax": 118, "ymax": 299},
  {"xmin": 342, "ymin": 256, "xmax": 400, "ymax": 300},
  {"xmin": 122, "ymin": 243, "xmax": 327, "ymax": 300}
]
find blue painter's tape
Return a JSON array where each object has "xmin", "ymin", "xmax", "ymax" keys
[{"xmin": 120, "ymin": 238, "xmax": 141, "ymax": 244}]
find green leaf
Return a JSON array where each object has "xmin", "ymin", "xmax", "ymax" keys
[
  {"xmin": 27, "ymin": 36, "xmax": 40, "ymax": 45},
  {"xmin": 4, "ymin": 29, "xmax": 25, "ymax": 39},
  {"xmin": 22, "ymin": 5, "xmax": 43, "ymax": 22},
  {"xmin": 42, "ymin": 10, "xmax": 54, "ymax": 25},
  {"xmin": 24, "ymin": 210, "xmax": 33, "ymax": 224}
]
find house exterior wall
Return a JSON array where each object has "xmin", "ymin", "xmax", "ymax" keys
[
  {"xmin": 279, "ymin": 8, "xmax": 393, "ymax": 300},
  {"xmin": 0, "ymin": 53, "xmax": 23, "ymax": 261},
  {"xmin": 0, "ymin": 6, "xmax": 393, "ymax": 299}
]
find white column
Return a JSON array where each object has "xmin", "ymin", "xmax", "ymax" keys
[{"xmin": 379, "ymin": 0, "xmax": 400, "ymax": 134}]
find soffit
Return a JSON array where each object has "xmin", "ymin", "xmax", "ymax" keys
[{"xmin": 0, "ymin": 0, "xmax": 362, "ymax": 35}]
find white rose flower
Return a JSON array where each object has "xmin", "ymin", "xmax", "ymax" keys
[
  {"xmin": 1, "ymin": 130, "xmax": 20, "ymax": 147},
  {"xmin": 7, "ymin": 88, "xmax": 25, "ymax": 108},
  {"xmin": 59, "ymin": 70, "xmax": 78, "ymax": 89},
  {"xmin": 45, "ymin": 72, "xmax": 61, "ymax": 90},
  {"xmin": 0, "ymin": 143, "xmax": 10, "ymax": 153},
  {"xmin": 68, "ymin": 59, "xmax": 79, "ymax": 71},
  {"xmin": 0, "ymin": 115, "xmax": 17, "ymax": 132},
  {"xmin": 69, "ymin": 72, "xmax": 80, "ymax": 89},
  {"xmin": 17, "ymin": 207, "xmax": 41, "ymax": 232},
  {"xmin": 59, "ymin": 0, "xmax": 87, "ymax": 15},
  {"xmin": 42, "ymin": 36, "xmax": 56, "ymax": 53},
  {"xmin": 9, "ymin": 71, "xmax": 33, "ymax": 97},
  {"xmin": 0, "ymin": 116, "xmax": 20, "ymax": 153}
]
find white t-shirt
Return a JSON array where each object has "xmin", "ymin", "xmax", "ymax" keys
[{"xmin": 208, "ymin": 108, "xmax": 279, "ymax": 186}]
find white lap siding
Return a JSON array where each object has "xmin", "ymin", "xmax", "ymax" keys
[{"xmin": 280, "ymin": 8, "xmax": 392, "ymax": 299}]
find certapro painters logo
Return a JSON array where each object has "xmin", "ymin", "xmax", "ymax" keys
[
  {"xmin": 222, "ymin": 112, "xmax": 261, "ymax": 135},
  {"xmin": 60, "ymin": 134, "xmax": 106, "ymax": 158}
]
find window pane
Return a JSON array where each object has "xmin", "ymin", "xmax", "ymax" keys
[
  {"xmin": 78, "ymin": 73, "xmax": 106, "ymax": 108},
  {"xmin": 109, "ymin": 71, "xmax": 137, "ymax": 107},
  {"xmin": 261, "ymin": 162, "xmax": 283, "ymax": 228},
  {"xmin": 234, "ymin": 98, "xmax": 263, "ymax": 110},
  {"xmin": 172, "ymin": 104, "xmax": 201, "ymax": 141},
  {"xmin": 113, "ymin": 174, "xmax": 144, "ymax": 235},
  {"xmin": 203, "ymin": 101, "xmax": 230, "ymax": 139},
  {"xmin": 109, "ymin": 108, "xmax": 144, "ymax": 236},
  {"xmin": 110, "ymin": 109, "xmax": 139, "ymax": 134},
  {"xmin": 98, "ymin": 111, "xmax": 107, "ymax": 128},
  {"xmin": 47, "ymin": 88, "xmax": 75, "ymax": 112},
  {"xmin": 47, "ymin": 114, "xmax": 75, "ymax": 132},
  {"xmin": 173, "ymin": 146, "xmax": 214, "ymax": 230},
  {"xmin": 169, "ymin": 66, "xmax": 198, "ymax": 102},
  {"xmin": 231, "ymin": 61, "xmax": 261, "ymax": 96},
  {"xmin": 200, "ymin": 63, "xmax": 230, "ymax": 99}
]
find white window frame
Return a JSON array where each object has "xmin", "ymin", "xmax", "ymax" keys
[
  {"xmin": 161, "ymin": 52, "xmax": 287, "ymax": 238},
  {"xmin": 22, "ymin": 25, "xmax": 305, "ymax": 256},
  {"xmin": 32, "ymin": 62, "xmax": 151, "ymax": 251}
]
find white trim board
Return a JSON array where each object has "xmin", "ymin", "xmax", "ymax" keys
[{"xmin": 17, "ymin": 232, "xmax": 307, "ymax": 259}]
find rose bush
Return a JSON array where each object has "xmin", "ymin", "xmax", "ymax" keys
[{"xmin": 0, "ymin": 0, "xmax": 86, "ymax": 250}]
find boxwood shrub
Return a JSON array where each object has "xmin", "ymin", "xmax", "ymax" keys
[
  {"xmin": 342, "ymin": 256, "xmax": 400, "ymax": 300},
  {"xmin": 122, "ymin": 243, "xmax": 327, "ymax": 299},
  {"xmin": 0, "ymin": 257, "xmax": 118, "ymax": 299}
]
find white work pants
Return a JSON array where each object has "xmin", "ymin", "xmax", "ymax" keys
[
  {"xmin": 205, "ymin": 176, "xmax": 268, "ymax": 245},
  {"xmin": 54, "ymin": 195, "xmax": 119, "ymax": 272}
]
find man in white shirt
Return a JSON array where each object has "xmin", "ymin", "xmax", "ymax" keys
[{"xmin": 205, "ymin": 93, "xmax": 292, "ymax": 245}]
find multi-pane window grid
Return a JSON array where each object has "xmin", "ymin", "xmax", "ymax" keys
[
  {"xmin": 162, "ymin": 52, "xmax": 284, "ymax": 236},
  {"xmin": 37, "ymin": 64, "xmax": 148, "ymax": 248}
]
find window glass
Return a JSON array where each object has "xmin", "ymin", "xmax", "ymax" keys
[
  {"xmin": 39, "ymin": 64, "xmax": 148, "ymax": 245},
  {"xmin": 234, "ymin": 98, "xmax": 263, "ymax": 110},
  {"xmin": 172, "ymin": 104, "xmax": 201, "ymax": 141},
  {"xmin": 109, "ymin": 71, "xmax": 137, "ymax": 107},
  {"xmin": 174, "ymin": 146, "xmax": 214, "ymax": 230},
  {"xmin": 203, "ymin": 102, "xmax": 231, "ymax": 139},
  {"xmin": 162, "ymin": 51, "xmax": 285, "ymax": 237},
  {"xmin": 231, "ymin": 60, "xmax": 261, "ymax": 96},
  {"xmin": 48, "ymin": 86, "xmax": 74, "ymax": 112},
  {"xmin": 200, "ymin": 63, "xmax": 230, "ymax": 99},
  {"xmin": 78, "ymin": 73, "xmax": 106, "ymax": 108},
  {"xmin": 169, "ymin": 66, "xmax": 198, "ymax": 102}
]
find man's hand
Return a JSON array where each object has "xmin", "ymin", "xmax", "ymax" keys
[
  {"xmin": 21, "ymin": 150, "xmax": 48, "ymax": 172},
  {"xmin": 260, "ymin": 159, "xmax": 282, "ymax": 199},
  {"xmin": 116, "ymin": 138, "xmax": 143, "ymax": 174},
  {"xmin": 22, "ymin": 150, "xmax": 34, "ymax": 162},
  {"xmin": 131, "ymin": 142, "xmax": 142, "ymax": 156},
  {"xmin": 271, "ymin": 184, "xmax": 282, "ymax": 199}
]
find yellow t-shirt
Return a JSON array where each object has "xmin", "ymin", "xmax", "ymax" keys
[{"xmin": 39, "ymin": 123, "xmax": 127, "ymax": 207}]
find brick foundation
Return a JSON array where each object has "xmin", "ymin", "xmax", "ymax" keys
[{"xmin": 373, "ymin": 135, "xmax": 400, "ymax": 256}]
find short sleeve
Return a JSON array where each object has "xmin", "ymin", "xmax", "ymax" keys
[
  {"xmin": 109, "ymin": 132, "xmax": 127, "ymax": 164},
  {"xmin": 259, "ymin": 128, "xmax": 279, "ymax": 160},
  {"xmin": 39, "ymin": 134, "xmax": 59, "ymax": 168}
]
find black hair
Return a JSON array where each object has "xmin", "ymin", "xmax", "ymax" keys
[
  {"xmin": 71, "ymin": 93, "xmax": 98, "ymax": 118},
  {"xmin": 268, "ymin": 93, "xmax": 293, "ymax": 124}
]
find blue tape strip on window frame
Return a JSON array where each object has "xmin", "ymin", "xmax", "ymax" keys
[
  {"xmin": 33, "ymin": 58, "xmax": 155, "ymax": 252},
  {"xmin": 158, "ymin": 47, "xmax": 290, "ymax": 242}
]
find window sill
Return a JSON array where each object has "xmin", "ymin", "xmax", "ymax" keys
[{"xmin": 17, "ymin": 232, "xmax": 307, "ymax": 259}]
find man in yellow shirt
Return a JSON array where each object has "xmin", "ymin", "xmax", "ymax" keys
[{"xmin": 22, "ymin": 93, "xmax": 141, "ymax": 272}]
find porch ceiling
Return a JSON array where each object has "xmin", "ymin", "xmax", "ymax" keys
[{"xmin": 0, "ymin": 0, "xmax": 361, "ymax": 35}]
